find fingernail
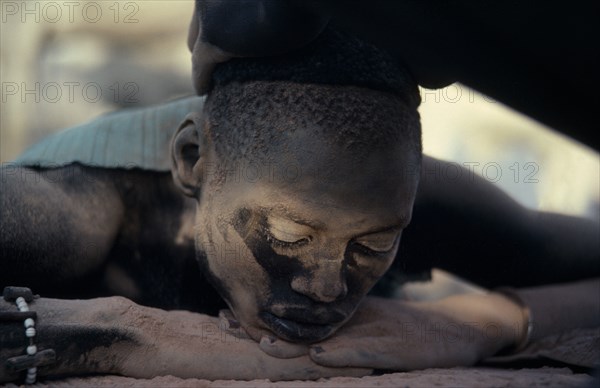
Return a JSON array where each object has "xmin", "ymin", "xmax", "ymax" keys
[
  {"xmin": 227, "ymin": 318, "xmax": 240, "ymax": 329},
  {"xmin": 218, "ymin": 310, "xmax": 240, "ymax": 329},
  {"xmin": 260, "ymin": 335, "xmax": 276, "ymax": 346}
]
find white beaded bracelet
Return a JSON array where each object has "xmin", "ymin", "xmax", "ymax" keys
[
  {"xmin": 3, "ymin": 287, "xmax": 56, "ymax": 384},
  {"xmin": 15, "ymin": 296, "xmax": 38, "ymax": 384}
]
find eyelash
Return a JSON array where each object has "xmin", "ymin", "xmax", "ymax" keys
[
  {"xmin": 351, "ymin": 236, "xmax": 399, "ymax": 256},
  {"xmin": 261, "ymin": 223, "xmax": 398, "ymax": 254},
  {"xmin": 262, "ymin": 227, "xmax": 310, "ymax": 249},
  {"xmin": 351, "ymin": 242, "xmax": 384, "ymax": 256}
]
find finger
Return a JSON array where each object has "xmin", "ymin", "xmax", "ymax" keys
[
  {"xmin": 258, "ymin": 355, "xmax": 372, "ymax": 381},
  {"xmin": 191, "ymin": 42, "xmax": 232, "ymax": 95},
  {"xmin": 282, "ymin": 364, "xmax": 372, "ymax": 380},
  {"xmin": 309, "ymin": 337, "xmax": 395, "ymax": 369},
  {"xmin": 218, "ymin": 309, "xmax": 238, "ymax": 327},
  {"xmin": 259, "ymin": 335, "xmax": 308, "ymax": 358},
  {"xmin": 310, "ymin": 337, "xmax": 447, "ymax": 371},
  {"xmin": 310, "ymin": 344, "xmax": 371, "ymax": 368},
  {"xmin": 218, "ymin": 309, "xmax": 251, "ymax": 340}
]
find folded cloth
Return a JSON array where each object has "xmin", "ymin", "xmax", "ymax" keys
[{"xmin": 14, "ymin": 96, "xmax": 204, "ymax": 171}]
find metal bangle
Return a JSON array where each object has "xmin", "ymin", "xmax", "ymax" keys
[{"xmin": 494, "ymin": 287, "xmax": 533, "ymax": 354}]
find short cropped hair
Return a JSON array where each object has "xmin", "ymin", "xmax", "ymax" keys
[{"xmin": 203, "ymin": 26, "xmax": 422, "ymax": 166}]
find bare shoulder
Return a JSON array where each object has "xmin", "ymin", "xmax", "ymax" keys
[
  {"xmin": 0, "ymin": 164, "xmax": 199, "ymax": 305},
  {"xmin": 89, "ymin": 167, "xmax": 209, "ymax": 311}
]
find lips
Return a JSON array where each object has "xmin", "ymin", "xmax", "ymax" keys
[
  {"xmin": 260, "ymin": 311, "xmax": 336, "ymax": 342},
  {"xmin": 271, "ymin": 306, "xmax": 347, "ymax": 325}
]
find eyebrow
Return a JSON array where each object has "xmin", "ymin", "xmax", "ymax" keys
[
  {"xmin": 355, "ymin": 224, "xmax": 405, "ymax": 238},
  {"xmin": 263, "ymin": 206, "xmax": 323, "ymax": 230},
  {"xmin": 264, "ymin": 205, "xmax": 409, "ymax": 236}
]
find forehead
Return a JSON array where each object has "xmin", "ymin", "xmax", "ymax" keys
[
  {"xmin": 221, "ymin": 134, "xmax": 419, "ymax": 233},
  {"xmin": 286, "ymin": 139, "xmax": 417, "ymax": 211},
  {"xmin": 210, "ymin": 82, "xmax": 421, "ymax": 217},
  {"xmin": 236, "ymin": 84, "xmax": 419, "ymax": 174}
]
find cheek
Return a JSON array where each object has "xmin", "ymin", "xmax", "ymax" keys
[
  {"xmin": 345, "ymin": 250, "xmax": 397, "ymax": 296},
  {"xmin": 242, "ymin": 233, "xmax": 307, "ymax": 302},
  {"xmin": 195, "ymin": 209, "xmax": 270, "ymax": 311},
  {"xmin": 233, "ymin": 211, "xmax": 306, "ymax": 289}
]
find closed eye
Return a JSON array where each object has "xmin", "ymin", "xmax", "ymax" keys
[
  {"xmin": 265, "ymin": 215, "xmax": 313, "ymax": 248},
  {"xmin": 267, "ymin": 216, "xmax": 312, "ymax": 243},
  {"xmin": 268, "ymin": 225, "xmax": 310, "ymax": 244},
  {"xmin": 353, "ymin": 231, "xmax": 400, "ymax": 254},
  {"xmin": 264, "ymin": 227, "xmax": 309, "ymax": 249}
]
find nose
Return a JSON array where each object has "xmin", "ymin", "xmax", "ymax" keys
[{"xmin": 291, "ymin": 260, "xmax": 347, "ymax": 303}]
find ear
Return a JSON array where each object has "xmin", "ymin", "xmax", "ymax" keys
[{"xmin": 171, "ymin": 113, "xmax": 206, "ymax": 198}]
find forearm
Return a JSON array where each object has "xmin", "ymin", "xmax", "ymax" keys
[
  {"xmin": 1, "ymin": 296, "xmax": 140, "ymax": 383},
  {"xmin": 516, "ymin": 278, "xmax": 600, "ymax": 342},
  {"xmin": 424, "ymin": 280, "xmax": 600, "ymax": 362},
  {"xmin": 403, "ymin": 157, "xmax": 600, "ymax": 288},
  {"xmin": 2, "ymin": 294, "xmax": 349, "ymax": 382}
]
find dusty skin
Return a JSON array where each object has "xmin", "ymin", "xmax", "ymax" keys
[
  {"xmin": 0, "ymin": 296, "xmax": 370, "ymax": 381},
  {"xmin": 2, "ymin": 6, "xmax": 599, "ymax": 381},
  {"xmin": 1, "ymin": 83, "xmax": 599, "ymax": 380}
]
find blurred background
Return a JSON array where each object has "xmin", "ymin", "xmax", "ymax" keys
[{"xmin": 1, "ymin": 0, "xmax": 598, "ymax": 220}]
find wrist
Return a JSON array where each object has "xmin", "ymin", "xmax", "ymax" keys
[
  {"xmin": 492, "ymin": 288, "xmax": 532, "ymax": 354},
  {"xmin": 40, "ymin": 296, "xmax": 142, "ymax": 376},
  {"xmin": 3, "ymin": 294, "xmax": 142, "ymax": 381},
  {"xmin": 1, "ymin": 287, "xmax": 57, "ymax": 384},
  {"xmin": 477, "ymin": 292, "xmax": 528, "ymax": 357},
  {"xmin": 431, "ymin": 292, "xmax": 527, "ymax": 358},
  {"xmin": 516, "ymin": 279, "xmax": 600, "ymax": 341}
]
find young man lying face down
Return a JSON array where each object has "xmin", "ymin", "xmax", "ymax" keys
[
  {"xmin": 1, "ymin": 27, "xmax": 599, "ymax": 382},
  {"xmin": 182, "ymin": 27, "xmax": 422, "ymax": 344}
]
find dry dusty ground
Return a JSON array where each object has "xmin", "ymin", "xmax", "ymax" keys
[
  {"xmin": 5, "ymin": 328, "xmax": 598, "ymax": 388},
  {"xmin": 12, "ymin": 366, "xmax": 596, "ymax": 388}
]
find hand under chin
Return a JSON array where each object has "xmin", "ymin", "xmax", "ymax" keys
[{"xmin": 219, "ymin": 308, "xmax": 315, "ymax": 358}]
